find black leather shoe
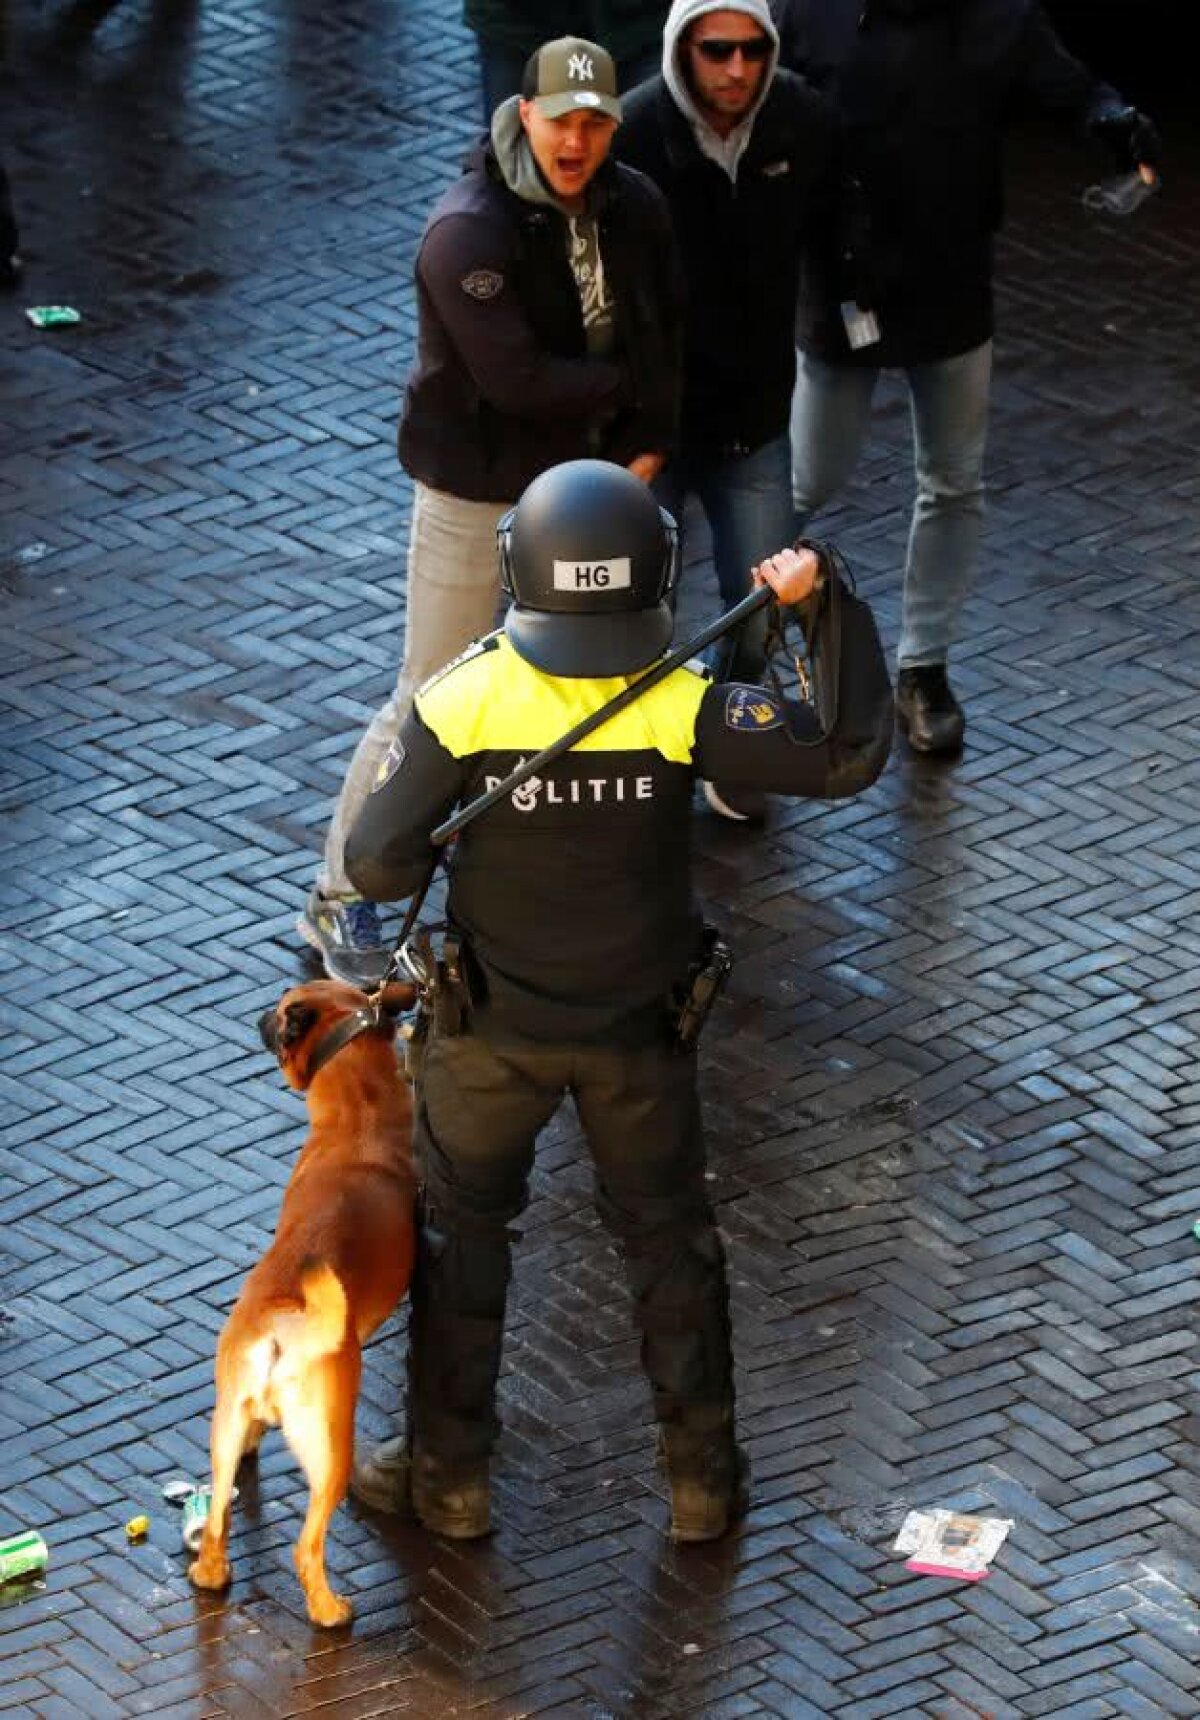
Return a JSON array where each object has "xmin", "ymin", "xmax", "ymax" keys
[
  {"xmin": 348, "ymin": 1436, "xmax": 414, "ymax": 1516},
  {"xmin": 895, "ymin": 665, "xmax": 965, "ymax": 756},
  {"xmin": 410, "ymin": 1450, "xmax": 492, "ymax": 1540}
]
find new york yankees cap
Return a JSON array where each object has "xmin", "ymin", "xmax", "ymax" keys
[{"xmin": 521, "ymin": 37, "xmax": 622, "ymax": 122}]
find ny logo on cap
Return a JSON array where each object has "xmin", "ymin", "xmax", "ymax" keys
[{"xmin": 567, "ymin": 51, "xmax": 595, "ymax": 81}]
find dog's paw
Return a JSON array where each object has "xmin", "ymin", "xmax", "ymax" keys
[
  {"xmin": 308, "ymin": 1589, "xmax": 354, "ymax": 1628},
  {"xmin": 188, "ymin": 1554, "xmax": 232, "ymax": 1592}
]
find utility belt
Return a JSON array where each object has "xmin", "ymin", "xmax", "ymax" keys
[
  {"xmin": 396, "ymin": 923, "xmax": 733, "ymax": 1079},
  {"xmin": 397, "ymin": 926, "xmax": 471, "ymax": 1081},
  {"xmin": 671, "ymin": 924, "xmax": 733, "ymax": 1053}
]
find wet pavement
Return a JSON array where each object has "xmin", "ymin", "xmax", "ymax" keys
[{"xmin": 2, "ymin": 3, "xmax": 1199, "ymax": 1716}]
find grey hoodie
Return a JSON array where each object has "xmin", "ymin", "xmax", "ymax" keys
[
  {"xmin": 661, "ymin": 0, "xmax": 780, "ymax": 180},
  {"xmin": 490, "ymin": 96, "xmax": 617, "ymax": 357}
]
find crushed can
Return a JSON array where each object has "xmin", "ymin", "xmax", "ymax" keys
[
  {"xmin": 24, "ymin": 306, "xmax": 83, "ymax": 329},
  {"xmin": 180, "ymin": 1487, "xmax": 213, "ymax": 1553},
  {"xmin": 0, "ymin": 1530, "xmax": 49, "ymax": 1585}
]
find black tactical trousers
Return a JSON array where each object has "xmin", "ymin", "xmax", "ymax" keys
[{"xmin": 406, "ymin": 1029, "xmax": 737, "ymax": 1473}]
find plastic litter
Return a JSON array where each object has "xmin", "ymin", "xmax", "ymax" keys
[
  {"xmin": 181, "ymin": 1487, "xmax": 213, "ymax": 1553},
  {"xmin": 24, "ymin": 306, "xmax": 82, "ymax": 329},
  {"xmin": 1082, "ymin": 164, "xmax": 1160, "ymax": 217},
  {"xmin": 125, "ymin": 1516, "xmax": 150, "ymax": 1541},
  {"xmin": 893, "ymin": 1508, "xmax": 1012, "ymax": 1581},
  {"xmin": 0, "ymin": 1530, "xmax": 48, "ymax": 1585}
]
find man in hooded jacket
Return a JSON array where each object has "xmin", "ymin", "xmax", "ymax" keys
[
  {"xmin": 299, "ymin": 37, "xmax": 683, "ymax": 985},
  {"xmin": 613, "ymin": 0, "xmax": 841, "ymax": 821},
  {"xmin": 775, "ymin": 0, "xmax": 1161, "ymax": 755}
]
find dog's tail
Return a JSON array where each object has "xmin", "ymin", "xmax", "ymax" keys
[{"xmin": 298, "ymin": 1258, "xmax": 349, "ymax": 1354}]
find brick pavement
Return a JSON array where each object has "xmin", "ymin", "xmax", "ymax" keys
[{"xmin": 2, "ymin": 4, "xmax": 1198, "ymax": 1716}]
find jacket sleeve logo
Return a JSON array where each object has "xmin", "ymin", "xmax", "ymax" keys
[
  {"xmin": 725, "ymin": 686, "xmax": 784, "ymax": 731},
  {"xmin": 461, "ymin": 269, "xmax": 504, "ymax": 301}
]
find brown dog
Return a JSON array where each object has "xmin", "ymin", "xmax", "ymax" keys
[{"xmin": 188, "ymin": 978, "xmax": 417, "ymax": 1626}]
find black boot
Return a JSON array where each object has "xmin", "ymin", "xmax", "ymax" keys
[
  {"xmin": 659, "ymin": 1427, "xmax": 750, "ymax": 1543},
  {"xmin": 349, "ymin": 1435, "xmax": 414, "ymax": 1516},
  {"xmin": 410, "ymin": 1449, "xmax": 492, "ymax": 1540},
  {"xmin": 350, "ymin": 1438, "xmax": 491, "ymax": 1538},
  {"xmin": 895, "ymin": 665, "xmax": 965, "ymax": 755}
]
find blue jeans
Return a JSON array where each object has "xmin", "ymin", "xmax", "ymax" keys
[
  {"xmin": 791, "ymin": 341, "xmax": 992, "ymax": 669},
  {"xmin": 656, "ymin": 433, "xmax": 797, "ymax": 683}
]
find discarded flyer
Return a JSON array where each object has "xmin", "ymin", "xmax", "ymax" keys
[{"xmin": 893, "ymin": 1509, "xmax": 1012, "ymax": 1582}]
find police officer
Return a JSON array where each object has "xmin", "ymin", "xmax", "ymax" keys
[{"xmin": 343, "ymin": 459, "xmax": 892, "ymax": 1542}]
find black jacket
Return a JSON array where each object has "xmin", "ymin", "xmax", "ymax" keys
[
  {"xmin": 397, "ymin": 140, "xmax": 683, "ymax": 504},
  {"xmin": 614, "ymin": 70, "xmax": 840, "ymax": 458},
  {"xmin": 775, "ymin": 0, "xmax": 1123, "ymax": 365},
  {"xmin": 346, "ymin": 576, "xmax": 891, "ymax": 1046}
]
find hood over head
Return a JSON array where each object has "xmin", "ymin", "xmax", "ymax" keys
[{"xmin": 662, "ymin": 0, "xmax": 780, "ymax": 140}]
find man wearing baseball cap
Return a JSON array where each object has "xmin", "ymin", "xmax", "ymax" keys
[{"xmin": 300, "ymin": 36, "xmax": 683, "ymax": 987}]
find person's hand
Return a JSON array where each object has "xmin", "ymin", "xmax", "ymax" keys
[
  {"xmin": 1091, "ymin": 105, "xmax": 1162, "ymax": 173},
  {"xmin": 752, "ymin": 546, "xmax": 820, "ymax": 607},
  {"xmin": 627, "ymin": 451, "xmax": 666, "ymax": 484}
]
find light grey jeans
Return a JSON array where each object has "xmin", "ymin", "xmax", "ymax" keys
[
  {"xmin": 320, "ymin": 482, "xmax": 512, "ymax": 897},
  {"xmin": 791, "ymin": 339, "xmax": 993, "ymax": 669}
]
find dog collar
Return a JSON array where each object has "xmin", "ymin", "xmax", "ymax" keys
[{"xmin": 305, "ymin": 1006, "xmax": 383, "ymax": 1082}]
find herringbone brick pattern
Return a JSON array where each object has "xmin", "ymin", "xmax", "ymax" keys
[{"xmin": 2, "ymin": 3, "xmax": 1198, "ymax": 1715}]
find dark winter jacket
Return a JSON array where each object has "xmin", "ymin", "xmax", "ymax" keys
[
  {"xmin": 463, "ymin": 0, "xmax": 670, "ymax": 63},
  {"xmin": 614, "ymin": 69, "xmax": 840, "ymax": 456},
  {"xmin": 398, "ymin": 137, "xmax": 683, "ymax": 504},
  {"xmin": 775, "ymin": 0, "xmax": 1124, "ymax": 365}
]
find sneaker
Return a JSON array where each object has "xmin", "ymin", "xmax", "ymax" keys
[
  {"xmin": 895, "ymin": 665, "xmax": 965, "ymax": 756},
  {"xmin": 702, "ymin": 780, "xmax": 768, "ymax": 824},
  {"xmin": 297, "ymin": 887, "xmax": 390, "ymax": 987}
]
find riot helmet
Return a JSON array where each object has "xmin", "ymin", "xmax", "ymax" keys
[{"xmin": 499, "ymin": 460, "xmax": 679, "ymax": 677}]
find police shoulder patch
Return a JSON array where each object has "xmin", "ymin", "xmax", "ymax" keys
[
  {"xmin": 461, "ymin": 268, "xmax": 504, "ymax": 301},
  {"xmin": 724, "ymin": 685, "xmax": 784, "ymax": 732},
  {"xmin": 372, "ymin": 737, "xmax": 406, "ymax": 792}
]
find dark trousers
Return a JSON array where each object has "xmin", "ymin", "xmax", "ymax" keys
[{"xmin": 407, "ymin": 1029, "xmax": 737, "ymax": 1474}]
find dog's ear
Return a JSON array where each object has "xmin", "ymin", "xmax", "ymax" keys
[{"xmin": 280, "ymin": 1001, "xmax": 321, "ymax": 1050}]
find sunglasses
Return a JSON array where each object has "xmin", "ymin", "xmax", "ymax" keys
[{"xmin": 692, "ymin": 35, "xmax": 772, "ymax": 63}]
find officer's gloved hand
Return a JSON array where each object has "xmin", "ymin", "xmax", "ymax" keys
[{"xmin": 1090, "ymin": 105, "xmax": 1162, "ymax": 173}]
